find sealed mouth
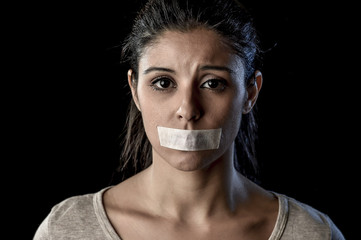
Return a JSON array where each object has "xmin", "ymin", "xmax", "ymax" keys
[{"xmin": 157, "ymin": 126, "xmax": 222, "ymax": 151}]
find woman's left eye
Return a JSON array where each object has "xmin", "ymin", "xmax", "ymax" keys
[{"xmin": 201, "ymin": 79, "xmax": 227, "ymax": 91}]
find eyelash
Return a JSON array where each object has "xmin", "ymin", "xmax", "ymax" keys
[
  {"xmin": 201, "ymin": 79, "xmax": 227, "ymax": 92},
  {"xmin": 150, "ymin": 76, "xmax": 176, "ymax": 92},
  {"xmin": 149, "ymin": 77, "xmax": 227, "ymax": 92}
]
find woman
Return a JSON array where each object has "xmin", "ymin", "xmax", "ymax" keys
[{"xmin": 34, "ymin": 0, "xmax": 345, "ymax": 239}]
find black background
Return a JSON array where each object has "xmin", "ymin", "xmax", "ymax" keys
[{"xmin": 9, "ymin": 0, "xmax": 357, "ymax": 239}]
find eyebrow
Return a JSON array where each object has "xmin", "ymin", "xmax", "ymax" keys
[
  {"xmin": 143, "ymin": 67, "xmax": 175, "ymax": 75},
  {"xmin": 143, "ymin": 65, "xmax": 234, "ymax": 75},
  {"xmin": 199, "ymin": 65, "xmax": 234, "ymax": 74}
]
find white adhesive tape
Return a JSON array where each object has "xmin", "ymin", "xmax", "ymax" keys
[{"xmin": 157, "ymin": 126, "xmax": 222, "ymax": 151}]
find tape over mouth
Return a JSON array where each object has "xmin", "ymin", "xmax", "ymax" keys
[{"xmin": 157, "ymin": 126, "xmax": 222, "ymax": 151}]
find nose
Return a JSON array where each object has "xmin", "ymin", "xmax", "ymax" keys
[{"xmin": 176, "ymin": 89, "xmax": 203, "ymax": 121}]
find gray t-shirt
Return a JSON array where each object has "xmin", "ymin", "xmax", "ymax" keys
[{"xmin": 34, "ymin": 187, "xmax": 345, "ymax": 239}]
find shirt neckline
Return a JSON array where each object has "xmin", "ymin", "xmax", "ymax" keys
[
  {"xmin": 93, "ymin": 186, "xmax": 122, "ymax": 240},
  {"xmin": 268, "ymin": 192, "xmax": 289, "ymax": 240},
  {"xmin": 93, "ymin": 187, "xmax": 289, "ymax": 240}
]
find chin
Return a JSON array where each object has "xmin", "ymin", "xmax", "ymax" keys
[{"xmin": 157, "ymin": 148, "xmax": 220, "ymax": 172}]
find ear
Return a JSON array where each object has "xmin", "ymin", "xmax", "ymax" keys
[
  {"xmin": 128, "ymin": 69, "xmax": 141, "ymax": 111},
  {"xmin": 242, "ymin": 70, "xmax": 263, "ymax": 114}
]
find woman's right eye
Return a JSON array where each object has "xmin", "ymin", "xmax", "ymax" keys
[{"xmin": 150, "ymin": 77, "xmax": 175, "ymax": 91}]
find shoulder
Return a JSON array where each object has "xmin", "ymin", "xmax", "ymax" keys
[
  {"xmin": 277, "ymin": 194, "xmax": 345, "ymax": 240},
  {"xmin": 104, "ymin": 170, "xmax": 149, "ymax": 212},
  {"xmin": 50, "ymin": 192, "xmax": 95, "ymax": 220},
  {"xmin": 34, "ymin": 187, "xmax": 114, "ymax": 240}
]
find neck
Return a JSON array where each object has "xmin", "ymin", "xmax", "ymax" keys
[{"xmin": 144, "ymin": 146, "xmax": 249, "ymax": 223}]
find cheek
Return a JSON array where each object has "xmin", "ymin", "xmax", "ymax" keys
[
  {"xmin": 136, "ymin": 90, "xmax": 169, "ymax": 147},
  {"xmin": 207, "ymin": 90, "xmax": 245, "ymax": 147},
  {"xmin": 218, "ymin": 103, "xmax": 243, "ymax": 142},
  {"xmin": 138, "ymin": 93, "xmax": 170, "ymax": 125},
  {"xmin": 207, "ymin": 88, "xmax": 245, "ymax": 126}
]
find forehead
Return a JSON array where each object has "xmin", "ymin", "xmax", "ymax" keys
[{"xmin": 139, "ymin": 28, "xmax": 244, "ymax": 74}]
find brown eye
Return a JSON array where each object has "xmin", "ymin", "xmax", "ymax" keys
[
  {"xmin": 201, "ymin": 79, "xmax": 227, "ymax": 91},
  {"xmin": 151, "ymin": 77, "xmax": 176, "ymax": 91},
  {"xmin": 205, "ymin": 80, "xmax": 219, "ymax": 88},
  {"xmin": 157, "ymin": 79, "xmax": 171, "ymax": 88}
]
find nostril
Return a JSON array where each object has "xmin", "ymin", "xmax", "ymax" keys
[
  {"xmin": 176, "ymin": 93, "xmax": 203, "ymax": 121},
  {"xmin": 177, "ymin": 106, "xmax": 201, "ymax": 121}
]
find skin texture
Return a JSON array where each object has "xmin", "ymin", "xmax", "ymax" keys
[
  {"xmin": 103, "ymin": 28, "xmax": 277, "ymax": 240},
  {"xmin": 132, "ymin": 28, "xmax": 258, "ymax": 172}
]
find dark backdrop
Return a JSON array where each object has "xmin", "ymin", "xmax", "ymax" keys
[{"xmin": 13, "ymin": 1, "xmax": 356, "ymax": 239}]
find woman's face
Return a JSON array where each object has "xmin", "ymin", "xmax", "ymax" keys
[{"xmin": 129, "ymin": 28, "xmax": 258, "ymax": 171}]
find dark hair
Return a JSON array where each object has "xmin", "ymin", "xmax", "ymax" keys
[{"xmin": 118, "ymin": 0, "xmax": 262, "ymax": 182}]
